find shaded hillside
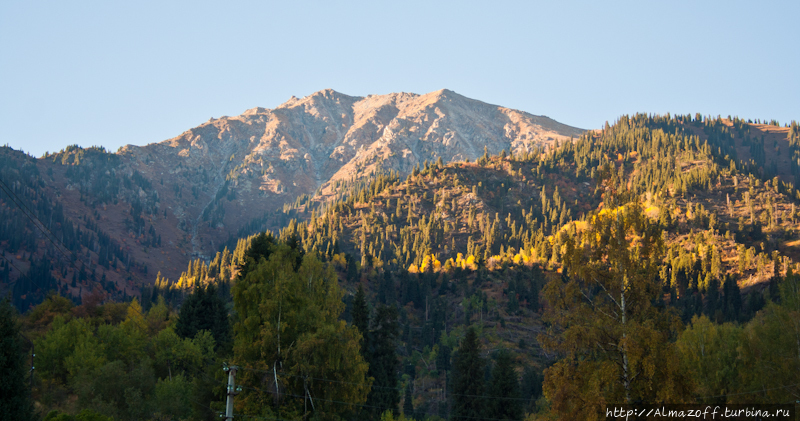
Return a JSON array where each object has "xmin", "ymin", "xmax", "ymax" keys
[{"xmin": 0, "ymin": 146, "xmax": 149, "ymax": 309}]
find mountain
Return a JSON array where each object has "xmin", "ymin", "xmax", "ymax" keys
[
  {"xmin": 0, "ymin": 89, "xmax": 582, "ymax": 306},
  {"xmin": 120, "ymin": 89, "xmax": 582, "ymax": 258},
  {"xmin": 145, "ymin": 113, "xmax": 800, "ymax": 418},
  {"xmin": 158, "ymin": 114, "xmax": 800, "ymax": 331},
  {"xmin": 8, "ymin": 112, "xmax": 800, "ymax": 421}
]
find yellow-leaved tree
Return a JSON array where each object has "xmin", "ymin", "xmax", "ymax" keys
[{"xmin": 539, "ymin": 203, "xmax": 690, "ymax": 420}]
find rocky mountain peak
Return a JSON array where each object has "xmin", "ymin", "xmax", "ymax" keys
[{"xmin": 277, "ymin": 89, "xmax": 363, "ymax": 111}]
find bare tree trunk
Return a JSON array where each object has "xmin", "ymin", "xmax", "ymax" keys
[{"xmin": 621, "ymin": 277, "xmax": 631, "ymax": 405}]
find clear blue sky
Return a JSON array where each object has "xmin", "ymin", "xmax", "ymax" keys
[{"xmin": 2, "ymin": 1, "xmax": 798, "ymax": 157}]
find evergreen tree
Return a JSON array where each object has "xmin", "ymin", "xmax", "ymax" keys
[
  {"xmin": 379, "ymin": 269, "xmax": 396, "ymax": 304},
  {"xmin": 366, "ymin": 305, "xmax": 400, "ymax": 419},
  {"xmin": 451, "ymin": 327, "xmax": 485, "ymax": 421},
  {"xmin": 722, "ymin": 275, "xmax": 742, "ymax": 322},
  {"xmin": 352, "ymin": 284, "xmax": 370, "ymax": 354},
  {"xmin": 734, "ymin": 272, "xmax": 800, "ymax": 404},
  {"xmin": 403, "ymin": 382, "xmax": 415, "ymax": 420},
  {"xmin": 174, "ymin": 284, "xmax": 231, "ymax": 351},
  {"xmin": 0, "ymin": 300, "xmax": 33, "ymax": 421},
  {"xmin": 436, "ymin": 344, "xmax": 451, "ymax": 373},
  {"xmin": 520, "ymin": 366, "xmax": 543, "ymax": 413},
  {"xmin": 237, "ymin": 232, "xmax": 275, "ymax": 280},
  {"xmin": 346, "ymin": 253, "xmax": 359, "ymax": 282},
  {"xmin": 487, "ymin": 350, "xmax": 522, "ymax": 420}
]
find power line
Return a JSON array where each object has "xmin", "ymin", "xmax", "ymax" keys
[
  {"xmin": 230, "ymin": 413, "xmax": 287, "ymax": 421},
  {"xmin": 0, "ymin": 173, "xmax": 175, "ymax": 329},
  {"xmin": 0, "ymin": 174, "xmax": 144, "ymax": 285},
  {"xmin": 0, "ymin": 208, "xmax": 520, "ymax": 421},
  {"xmin": 0, "ymin": 230, "xmax": 72, "ymax": 304},
  {"xmin": 0, "ymin": 172, "xmax": 218, "ymax": 336},
  {"xmin": 0, "ymin": 252, "xmax": 25, "ymax": 277},
  {"xmin": 0, "ymin": 178, "xmax": 75, "ymax": 264},
  {"xmin": 698, "ymin": 382, "xmax": 800, "ymax": 400},
  {"xmin": 0, "ymin": 253, "xmax": 27, "ymax": 302},
  {"xmin": 237, "ymin": 381, "xmax": 522, "ymax": 421},
  {"xmin": 0, "ymin": 175, "xmax": 130, "ymax": 305},
  {"xmin": 235, "ymin": 364, "xmax": 534, "ymax": 402},
  {"xmin": 0, "ymin": 177, "xmax": 89, "ymax": 283}
]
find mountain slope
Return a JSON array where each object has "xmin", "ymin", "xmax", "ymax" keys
[
  {"xmin": 0, "ymin": 89, "xmax": 582, "ymax": 306},
  {"xmin": 149, "ymin": 115, "xmax": 800, "ymax": 416},
  {"xmin": 120, "ymin": 89, "xmax": 583, "ymax": 260}
]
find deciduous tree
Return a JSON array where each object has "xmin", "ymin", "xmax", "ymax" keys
[
  {"xmin": 540, "ymin": 204, "xmax": 689, "ymax": 420},
  {"xmin": 233, "ymin": 244, "xmax": 370, "ymax": 420}
]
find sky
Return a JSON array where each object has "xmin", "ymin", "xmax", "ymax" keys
[{"xmin": 1, "ymin": 1, "xmax": 798, "ymax": 157}]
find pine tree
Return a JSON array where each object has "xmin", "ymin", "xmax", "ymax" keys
[
  {"xmin": 436, "ymin": 343, "xmax": 451, "ymax": 373},
  {"xmin": 352, "ymin": 284, "xmax": 370, "ymax": 354},
  {"xmin": 722, "ymin": 276, "xmax": 742, "ymax": 322},
  {"xmin": 520, "ymin": 366, "xmax": 543, "ymax": 413},
  {"xmin": 487, "ymin": 350, "xmax": 522, "ymax": 420},
  {"xmin": 0, "ymin": 300, "xmax": 33, "ymax": 421},
  {"xmin": 366, "ymin": 305, "xmax": 400, "ymax": 419},
  {"xmin": 451, "ymin": 327, "xmax": 485, "ymax": 421},
  {"xmin": 237, "ymin": 232, "xmax": 276, "ymax": 280},
  {"xmin": 403, "ymin": 382, "xmax": 415, "ymax": 420},
  {"xmin": 175, "ymin": 284, "xmax": 231, "ymax": 351}
]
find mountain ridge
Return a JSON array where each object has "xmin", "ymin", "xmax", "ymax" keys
[
  {"xmin": 1, "ymin": 89, "xmax": 584, "ymax": 304},
  {"xmin": 117, "ymin": 89, "xmax": 583, "ymax": 258}
]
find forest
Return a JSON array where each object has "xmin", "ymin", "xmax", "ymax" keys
[{"xmin": 2, "ymin": 114, "xmax": 800, "ymax": 421}]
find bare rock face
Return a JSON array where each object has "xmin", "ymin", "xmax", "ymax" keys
[{"xmin": 95, "ymin": 89, "xmax": 582, "ymax": 275}]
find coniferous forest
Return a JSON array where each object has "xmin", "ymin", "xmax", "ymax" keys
[{"xmin": 2, "ymin": 114, "xmax": 800, "ymax": 421}]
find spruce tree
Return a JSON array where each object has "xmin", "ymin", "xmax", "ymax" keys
[
  {"xmin": 0, "ymin": 300, "xmax": 33, "ymax": 421},
  {"xmin": 487, "ymin": 350, "xmax": 522, "ymax": 420},
  {"xmin": 520, "ymin": 366, "xmax": 543, "ymax": 413},
  {"xmin": 175, "ymin": 284, "xmax": 231, "ymax": 351},
  {"xmin": 237, "ymin": 232, "xmax": 275, "ymax": 280},
  {"xmin": 451, "ymin": 327, "xmax": 485, "ymax": 421},
  {"xmin": 352, "ymin": 284, "xmax": 370, "ymax": 354},
  {"xmin": 436, "ymin": 344, "xmax": 451, "ymax": 373},
  {"xmin": 346, "ymin": 253, "xmax": 359, "ymax": 282},
  {"xmin": 403, "ymin": 382, "xmax": 415, "ymax": 420},
  {"xmin": 366, "ymin": 305, "xmax": 400, "ymax": 419}
]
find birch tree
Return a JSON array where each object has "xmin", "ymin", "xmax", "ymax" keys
[
  {"xmin": 233, "ymin": 244, "xmax": 370, "ymax": 420},
  {"xmin": 540, "ymin": 203, "xmax": 689, "ymax": 420}
]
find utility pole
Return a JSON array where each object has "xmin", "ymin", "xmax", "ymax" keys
[
  {"xmin": 223, "ymin": 363, "xmax": 241, "ymax": 421},
  {"xmin": 29, "ymin": 341, "xmax": 34, "ymax": 394},
  {"xmin": 20, "ymin": 333, "xmax": 34, "ymax": 400}
]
